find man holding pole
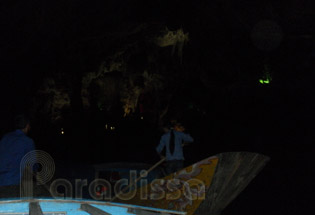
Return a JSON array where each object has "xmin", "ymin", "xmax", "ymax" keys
[{"xmin": 156, "ymin": 120, "xmax": 194, "ymax": 175}]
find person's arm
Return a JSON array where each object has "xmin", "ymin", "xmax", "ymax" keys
[
  {"xmin": 156, "ymin": 136, "xmax": 166, "ymax": 158},
  {"xmin": 180, "ymin": 132, "xmax": 194, "ymax": 146},
  {"xmin": 181, "ymin": 132, "xmax": 194, "ymax": 143}
]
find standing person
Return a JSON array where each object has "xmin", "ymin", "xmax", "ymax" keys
[
  {"xmin": 0, "ymin": 114, "xmax": 36, "ymax": 198},
  {"xmin": 156, "ymin": 120, "xmax": 194, "ymax": 175}
]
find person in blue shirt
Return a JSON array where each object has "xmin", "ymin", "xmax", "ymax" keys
[
  {"xmin": 0, "ymin": 114, "xmax": 36, "ymax": 198},
  {"xmin": 156, "ymin": 121, "xmax": 194, "ymax": 175}
]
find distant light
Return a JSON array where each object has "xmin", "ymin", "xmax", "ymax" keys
[
  {"xmin": 105, "ymin": 124, "xmax": 108, "ymax": 130},
  {"xmin": 259, "ymin": 79, "xmax": 270, "ymax": 84},
  {"xmin": 110, "ymin": 126, "xmax": 115, "ymax": 130},
  {"xmin": 60, "ymin": 128, "xmax": 64, "ymax": 135},
  {"xmin": 141, "ymin": 116, "xmax": 144, "ymax": 120},
  {"xmin": 259, "ymin": 65, "xmax": 272, "ymax": 85}
]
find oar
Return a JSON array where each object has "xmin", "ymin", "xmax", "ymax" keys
[{"xmin": 110, "ymin": 157, "xmax": 166, "ymax": 202}]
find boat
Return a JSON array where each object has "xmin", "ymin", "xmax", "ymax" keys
[
  {"xmin": 0, "ymin": 152, "xmax": 269, "ymax": 215},
  {"xmin": 0, "ymin": 198, "xmax": 186, "ymax": 215},
  {"xmin": 97, "ymin": 152, "xmax": 270, "ymax": 215}
]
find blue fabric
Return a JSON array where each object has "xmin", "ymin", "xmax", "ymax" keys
[
  {"xmin": 156, "ymin": 130, "xmax": 193, "ymax": 161},
  {"xmin": 0, "ymin": 130, "xmax": 35, "ymax": 186}
]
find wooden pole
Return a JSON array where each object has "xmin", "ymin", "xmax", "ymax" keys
[{"xmin": 111, "ymin": 157, "xmax": 166, "ymax": 202}]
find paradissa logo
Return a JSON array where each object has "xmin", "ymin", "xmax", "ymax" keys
[{"xmin": 20, "ymin": 150, "xmax": 206, "ymax": 201}]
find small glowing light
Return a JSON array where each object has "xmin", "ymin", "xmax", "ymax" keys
[
  {"xmin": 105, "ymin": 124, "xmax": 108, "ymax": 130},
  {"xmin": 141, "ymin": 116, "xmax": 144, "ymax": 120},
  {"xmin": 60, "ymin": 128, "xmax": 64, "ymax": 135},
  {"xmin": 110, "ymin": 126, "xmax": 115, "ymax": 130},
  {"xmin": 259, "ymin": 79, "xmax": 271, "ymax": 84},
  {"xmin": 259, "ymin": 67, "xmax": 272, "ymax": 85}
]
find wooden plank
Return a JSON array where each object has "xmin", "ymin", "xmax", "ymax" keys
[
  {"xmin": 127, "ymin": 208, "xmax": 172, "ymax": 215},
  {"xmin": 80, "ymin": 204, "xmax": 111, "ymax": 215},
  {"xmin": 29, "ymin": 202, "xmax": 44, "ymax": 215},
  {"xmin": 194, "ymin": 152, "xmax": 270, "ymax": 215}
]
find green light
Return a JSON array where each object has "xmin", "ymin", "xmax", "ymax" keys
[
  {"xmin": 259, "ymin": 78, "xmax": 271, "ymax": 84},
  {"xmin": 259, "ymin": 65, "xmax": 272, "ymax": 84}
]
